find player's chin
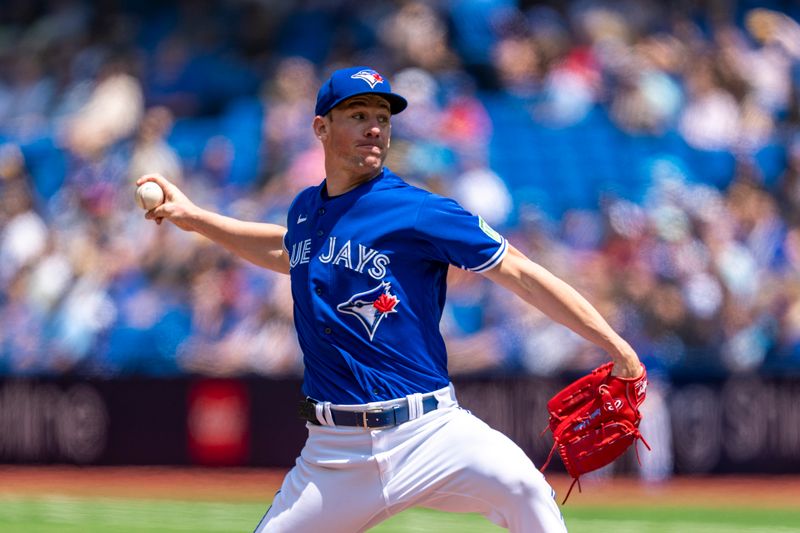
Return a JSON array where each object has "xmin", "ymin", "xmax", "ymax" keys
[{"xmin": 358, "ymin": 154, "xmax": 384, "ymax": 170}]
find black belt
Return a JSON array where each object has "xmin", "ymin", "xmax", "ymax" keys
[{"xmin": 299, "ymin": 396, "xmax": 440, "ymax": 428}]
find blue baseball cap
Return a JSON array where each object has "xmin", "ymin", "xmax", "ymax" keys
[{"xmin": 315, "ymin": 66, "xmax": 408, "ymax": 117}]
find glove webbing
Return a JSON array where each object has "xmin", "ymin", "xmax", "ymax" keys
[
  {"xmin": 537, "ymin": 380, "xmax": 601, "ymax": 472},
  {"xmin": 543, "ymin": 429, "xmax": 651, "ymax": 504}
]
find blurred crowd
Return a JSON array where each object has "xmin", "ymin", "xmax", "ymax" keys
[{"xmin": 2, "ymin": 0, "xmax": 800, "ymax": 378}]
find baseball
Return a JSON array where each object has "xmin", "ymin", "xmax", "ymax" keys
[{"xmin": 135, "ymin": 181, "xmax": 165, "ymax": 211}]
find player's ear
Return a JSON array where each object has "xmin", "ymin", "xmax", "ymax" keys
[{"xmin": 313, "ymin": 116, "xmax": 329, "ymax": 140}]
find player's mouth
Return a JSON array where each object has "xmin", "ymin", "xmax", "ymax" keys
[{"xmin": 356, "ymin": 143, "xmax": 383, "ymax": 153}]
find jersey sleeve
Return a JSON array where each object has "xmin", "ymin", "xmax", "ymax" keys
[
  {"xmin": 413, "ymin": 194, "xmax": 508, "ymax": 272},
  {"xmin": 282, "ymin": 209, "xmax": 293, "ymax": 253},
  {"xmin": 282, "ymin": 188, "xmax": 307, "ymax": 253}
]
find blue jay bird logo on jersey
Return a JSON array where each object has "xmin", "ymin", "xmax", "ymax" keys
[
  {"xmin": 337, "ymin": 281, "xmax": 399, "ymax": 340},
  {"xmin": 351, "ymin": 69, "xmax": 384, "ymax": 89}
]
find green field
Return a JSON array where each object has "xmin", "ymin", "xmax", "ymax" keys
[{"xmin": 0, "ymin": 496, "xmax": 798, "ymax": 533}]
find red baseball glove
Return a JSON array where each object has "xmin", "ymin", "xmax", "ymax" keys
[{"xmin": 540, "ymin": 362, "xmax": 650, "ymax": 503}]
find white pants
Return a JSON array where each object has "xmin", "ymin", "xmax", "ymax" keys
[{"xmin": 255, "ymin": 385, "xmax": 566, "ymax": 532}]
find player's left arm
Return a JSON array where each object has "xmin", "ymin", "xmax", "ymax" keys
[{"xmin": 481, "ymin": 244, "xmax": 642, "ymax": 378}]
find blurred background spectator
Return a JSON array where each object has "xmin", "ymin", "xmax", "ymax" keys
[{"xmin": 1, "ymin": 0, "xmax": 800, "ymax": 379}]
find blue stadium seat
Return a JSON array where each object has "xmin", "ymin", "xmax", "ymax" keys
[
  {"xmin": 167, "ymin": 117, "xmax": 220, "ymax": 164},
  {"xmin": 688, "ymin": 147, "xmax": 736, "ymax": 189},
  {"xmin": 220, "ymin": 98, "xmax": 264, "ymax": 187},
  {"xmin": 754, "ymin": 143, "xmax": 786, "ymax": 188}
]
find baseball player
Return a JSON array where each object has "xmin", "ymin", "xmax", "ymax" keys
[{"xmin": 138, "ymin": 66, "xmax": 643, "ymax": 532}]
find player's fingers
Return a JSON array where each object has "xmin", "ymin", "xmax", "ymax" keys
[
  {"xmin": 144, "ymin": 201, "xmax": 168, "ymax": 220},
  {"xmin": 147, "ymin": 202, "xmax": 171, "ymax": 220},
  {"xmin": 136, "ymin": 172, "xmax": 167, "ymax": 185},
  {"xmin": 136, "ymin": 173, "xmax": 170, "ymax": 188},
  {"xmin": 138, "ymin": 174, "xmax": 189, "ymax": 207}
]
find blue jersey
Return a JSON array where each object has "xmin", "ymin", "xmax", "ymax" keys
[{"xmin": 283, "ymin": 168, "xmax": 507, "ymax": 404}]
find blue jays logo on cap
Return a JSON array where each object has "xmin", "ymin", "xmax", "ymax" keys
[
  {"xmin": 351, "ymin": 69, "xmax": 384, "ymax": 88},
  {"xmin": 337, "ymin": 281, "xmax": 400, "ymax": 341},
  {"xmin": 315, "ymin": 66, "xmax": 408, "ymax": 117}
]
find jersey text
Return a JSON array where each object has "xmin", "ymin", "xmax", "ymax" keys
[{"xmin": 317, "ymin": 237, "xmax": 389, "ymax": 280}]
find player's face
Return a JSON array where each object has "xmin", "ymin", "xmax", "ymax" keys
[{"xmin": 324, "ymin": 95, "xmax": 392, "ymax": 175}]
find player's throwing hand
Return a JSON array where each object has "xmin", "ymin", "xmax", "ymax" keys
[{"xmin": 136, "ymin": 173, "xmax": 198, "ymax": 230}]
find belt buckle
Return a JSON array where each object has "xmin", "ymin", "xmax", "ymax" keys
[{"xmin": 361, "ymin": 408, "xmax": 383, "ymax": 429}]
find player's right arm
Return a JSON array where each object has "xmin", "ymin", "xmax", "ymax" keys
[
  {"xmin": 137, "ymin": 173, "xmax": 290, "ymax": 275},
  {"xmin": 481, "ymin": 244, "xmax": 640, "ymax": 378}
]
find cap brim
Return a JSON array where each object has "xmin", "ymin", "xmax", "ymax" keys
[{"xmin": 325, "ymin": 91, "xmax": 408, "ymax": 116}]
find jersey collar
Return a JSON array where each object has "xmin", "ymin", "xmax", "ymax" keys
[{"xmin": 320, "ymin": 168, "xmax": 389, "ymax": 202}]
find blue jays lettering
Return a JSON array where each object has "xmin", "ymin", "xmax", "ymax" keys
[{"xmin": 289, "ymin": 237, "xmax": 390, "ymax": 280}]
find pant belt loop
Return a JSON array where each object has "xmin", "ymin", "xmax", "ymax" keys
[
  {"xmin": 315, "ymin": 401, "xmax": 335, "ymax": 426},
  {"xmin": 405, "ymin": 393, "xmax": 423, "ymax": 420},
  {"xmin": 323, "ymin": 402, "xmax": 335, "ymax": 426}
]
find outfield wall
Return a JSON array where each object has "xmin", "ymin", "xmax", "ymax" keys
[{"xmin": 0, "ymin": 376, "xmax": 798, "ymax": 475}]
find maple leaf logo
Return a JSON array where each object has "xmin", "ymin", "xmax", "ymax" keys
[{"xmin": 373, "ymin": 293, "xmax": 398, "ymax": 313}]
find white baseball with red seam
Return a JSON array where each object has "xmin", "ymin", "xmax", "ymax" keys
[{"xmin": 135, "ymin": 181, "xmax": 165, "ymax": 210}]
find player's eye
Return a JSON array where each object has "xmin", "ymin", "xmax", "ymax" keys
[
  {"xmin": 378, "ymin": 115, "xmax": 389, "ymax": 124},
  {"xmin": 352, "ymin": 112, "xmax": 365, "ymax": 120}
]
